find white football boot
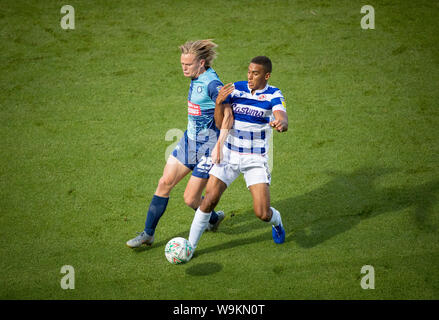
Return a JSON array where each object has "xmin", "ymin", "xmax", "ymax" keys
[{"xmin": 126, "ymin": 231, "xmax": 154, "ymax": 248}]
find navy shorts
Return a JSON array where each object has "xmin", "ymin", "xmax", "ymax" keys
[{"xmin": 172, "ymin": 130, "xmax": 217, "ymax": 179}]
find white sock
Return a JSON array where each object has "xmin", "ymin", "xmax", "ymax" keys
[
  {"xmin": 269, "ymin": 207, "xmax": 282, "ymax": 227},
  {"xmin": 188, "ymin": 208, "xmax": 211, "ymax": 249}
]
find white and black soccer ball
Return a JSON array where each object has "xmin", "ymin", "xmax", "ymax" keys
[{"xmin": 165, "ymin": 237, "xmax": 193, "ymax": 264}]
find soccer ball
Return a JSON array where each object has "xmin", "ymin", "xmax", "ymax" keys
[{"xmin": 165, "ymin": 237, "xmax": 193, "ymax": 264}]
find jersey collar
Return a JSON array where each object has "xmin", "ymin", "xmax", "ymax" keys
[
  {"xmin": 248, "ymin": 82, "xmax": 269, "ymax": 95},
  {"xmin": 192, "ymin": 67, "xmax": 211, "ymax": 81}
]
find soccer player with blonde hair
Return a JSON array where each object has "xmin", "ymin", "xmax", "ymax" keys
[{"xmin": 126, "ymin": 40, "xmax": 225, "ymax": 248}]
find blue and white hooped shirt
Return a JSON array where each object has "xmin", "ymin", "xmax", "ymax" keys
[{"xmin": 223, "ymin": 81, "xmax": 287, "ymax": 155}]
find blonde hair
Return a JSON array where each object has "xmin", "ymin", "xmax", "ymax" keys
[{"xmin": 179, "ymin": 39, "xmax": 218, "ymax": 68}]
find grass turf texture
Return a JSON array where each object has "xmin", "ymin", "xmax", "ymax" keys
[{"xmin": 0, "ymin": 0, "xmax": 438, "ymax": 299}]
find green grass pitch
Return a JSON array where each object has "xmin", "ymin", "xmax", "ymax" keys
[{"xmin": 1, "ymin": 0, "xmax": 438, "ymax": 299}]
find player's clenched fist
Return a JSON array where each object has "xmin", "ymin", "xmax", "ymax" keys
[{"xmin": 269, "ymin": 118, "xmax": 287, "ymax": 132}]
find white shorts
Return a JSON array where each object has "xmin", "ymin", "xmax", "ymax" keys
[{"xmin": 209, "ymin": 145, "xmax": 271, "ymax": 188}]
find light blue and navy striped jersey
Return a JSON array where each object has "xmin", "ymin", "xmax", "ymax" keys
[
  {"xmin": 223, "ymin": 81, "xmax": 287, "ymax": 155},
  {"xmin": 187, "ymin": 68, "xmax": 223, "ymax": 141}
]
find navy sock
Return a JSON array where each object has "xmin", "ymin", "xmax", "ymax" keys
[
  {"xmin": 209, "ymin": 210, "xmax": 219, "ymax": 224},
  {"xmin": 144, "ymin": 195, "xmax": 169, "ymax": 236}
]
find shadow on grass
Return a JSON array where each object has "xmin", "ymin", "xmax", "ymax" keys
[
  {"xmin": 282, "ymin": 167, "xmax": 438, "ymax": 248},
  {"xmin": 195, "ymin": 166, "xmax": 438, "ymax": 256},
  {"xmin": 186, "ymin": 262, "xmax": 223, "ymax": 276}
]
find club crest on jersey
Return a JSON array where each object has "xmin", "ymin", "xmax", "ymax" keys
[
  {"xmin": 196, "ymin": 86, "xmax": 203, "ymax": 93},
  {"xmin": 258, "ymin": 94, "xmax": 267, "ymax": 101},
  {"xmin": 188, "ymin": 101, "xmax": 201, "ymax": 116}
]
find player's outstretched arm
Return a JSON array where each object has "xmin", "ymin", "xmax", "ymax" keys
[
  {"xmin": 220, "ymin": 103, "xmax": 234, "ymax": 130},
  {"xmin": 270, "ymin": 110, "xmax": 288, "ymax": 132},
  {"xmin": 214, "ymin": 83, "xmax": 234, "ymax": 129},
  {"xmin": 212, "ymin": 104, "xmax": 234, "ymax": 164}
]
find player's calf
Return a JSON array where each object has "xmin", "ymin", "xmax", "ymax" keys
[
  {"xmin": 184, "ymin": 193, "xmax": 201, "ymax": 210},
  {"xmin": 254, "ymin": 207, "xmax": 272, "ymax": 222}
]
